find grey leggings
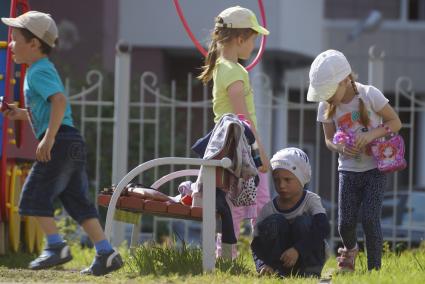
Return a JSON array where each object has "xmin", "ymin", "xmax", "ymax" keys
[{"xmin": 338, "ymin": 168, "xmax": 387, "ymax": 270}]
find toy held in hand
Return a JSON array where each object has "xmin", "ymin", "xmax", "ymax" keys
[{"xmin": 333, "ymin": 128, "xmax": 355, "ymax": 146}]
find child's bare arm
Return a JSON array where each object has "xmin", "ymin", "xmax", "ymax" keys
[
  {"xmin": 355, "ymin": 104, "xmax": 402, "ymax": 149},
  {"xmin": 227, "ymin": 81, "xmax": 270, "ymax": 172},
  {"xmin": 322, "ymin": 122, "xmax": 339, "ymax": 152},
  {"xmin": 379, "ymin": 104, "xmax": 402, "ymax": 132},
  {"xmin": 36, "ymin": 93, "xmax": 66, "ymax": 162},
  {"xmin": 44, "ymin": 93, "xmax": 67, "ymax": 140},
  {"xmin": 1, "ymin": 103, "xmax": 29, "ymax": 121}
]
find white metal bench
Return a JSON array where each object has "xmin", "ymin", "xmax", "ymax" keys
[{"xmin": 101, "ymin": 157, "xmax": 232, "ymax": 272}]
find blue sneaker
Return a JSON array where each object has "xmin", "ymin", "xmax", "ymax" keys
[
  {"xmin": 80, "ymin": 250, "xmax": 123, "ymax": 276},
  {"xmin": 29, "ymin": 242, "xmax": 73, "ymax": 270}
]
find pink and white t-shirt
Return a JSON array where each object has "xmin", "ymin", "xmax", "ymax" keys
[{"xmin": 317, "ymin": 83, "xmax": 389, "ymax": 172}]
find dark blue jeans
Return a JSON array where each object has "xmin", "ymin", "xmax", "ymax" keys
[
  {"xmin": 19, "ymin": 125, "xmax": 99, "ymax": 224},
  {"xmin": 251, "ymin": 214, "xmax": 325, "ymax": 277}
]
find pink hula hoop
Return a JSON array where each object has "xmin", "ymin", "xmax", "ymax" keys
[{"xmin": 173, "ymin": 0, "xmax": 267, "ymax": 71}]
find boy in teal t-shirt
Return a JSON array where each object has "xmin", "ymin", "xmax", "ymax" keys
[
  {"xmin": 24, "ymin": 56, "xmax": 74, "ymax": 139},
  {"xmin": 1, "ymin": 11, "xmax": 122, "ymax": 276}
]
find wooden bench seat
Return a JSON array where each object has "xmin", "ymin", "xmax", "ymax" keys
[{"xmin": 98, "ymin": 194, "xmax": 202, "ymax": 220}]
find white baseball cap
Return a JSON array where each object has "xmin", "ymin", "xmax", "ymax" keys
[
  {"xmin": 270, "ymin": 147, "xmax": 311, "ymax": 187},
  {"xmin": 307, "ymin": 49, "xmax": 352, "ymax": 102},
  {"xmin": 2, "ymin": 11, "xmax": 58, "ymax": 48},
  {"xmin": 215, "ymin": 6, "xmax": 269, "ymax": 35}
]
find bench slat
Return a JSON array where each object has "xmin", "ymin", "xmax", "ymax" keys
[{"xmin": 98, "ymin": 194, "xmax": 202, "ymax": 221}]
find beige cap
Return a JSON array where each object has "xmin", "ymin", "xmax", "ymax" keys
[
  {"xmin": 307, "ymin": 49, "xmax": 352, "ymax": 102},
  {"xmin": 1, "ymin": 11, "xmax": 58, "ymax": 47},
  {"xmin": 215, "ymin": 6, "xmax": 269, "ymax": 35}
]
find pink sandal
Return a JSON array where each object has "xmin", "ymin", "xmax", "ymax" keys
[{"xmin": 336, "ymin": 244, "xmax": 359, "ymax": 272}]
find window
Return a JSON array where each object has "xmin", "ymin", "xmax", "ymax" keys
[
  {"xmin": 402, "ymin": 194, "xmax": 425, "ymax": 226},
  {"xmin": 325, "ymin": 0, "xmax": 400, "ymax": 20},
  {"xmin": 325, "ymin": 0, "xmax": 425, "ymax": 21},
  {"xmin": 408, "ymin": 0, "xmax": 425, "ymax": 20},
  {"xmin": 381, "ymin": 195, "xmax": 404, "ymax": 225}
]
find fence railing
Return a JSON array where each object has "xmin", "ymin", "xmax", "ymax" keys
[{"xmin": 68, "ymin": 68, "xmax": 421, "ymax": 250}]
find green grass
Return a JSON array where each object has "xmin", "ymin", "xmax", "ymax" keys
[
  {"xmin": 323, "ymin": 245, "xmax": 425, "ymax": 284},
  {"xmin": 1, "ymin": 240, "xmax": 425, "ymax": 283},
  {"xmin": 126, "ymin": 240, "xmax": 251, "ymax": 276}
]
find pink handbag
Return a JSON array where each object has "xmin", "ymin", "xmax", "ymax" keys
[{"xmin": 371, "ymin": 125, "xmax": 407, "ymax": 173}]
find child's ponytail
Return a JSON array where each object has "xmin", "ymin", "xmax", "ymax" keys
[
  {"xmin": 198, "ymin": 24, "xmax": 256, "ymax": 85},
  {"xmin": 325, "ymin": 74, "xmax": 370, "ymax": 128},
  {"xmin": 198, "ymin": 33, "xmax": 219, "ymax": 85},
  {"xmin": 325, "ymin": 103, "xmax": 337, "ymax": 120},
  {"xmin": 349, "ymin": 74, "xmax": 370, "ymax": 127}
]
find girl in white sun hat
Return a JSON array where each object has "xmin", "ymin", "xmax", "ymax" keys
[
  {"xmin": 307, "ymin": 49, "xmax": 402, "ymax": 272},
  {"xmin": 198, "ymin": 6, "xmax": 270, "ymax": 259}
]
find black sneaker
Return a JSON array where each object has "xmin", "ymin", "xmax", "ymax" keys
[
  {"xmin": 29, "ymin": 242, "xmax": 73, "ymax": 270},
  {"xmin": 80, "ymin": 250, "xmax": 123, "ymax": 276}
]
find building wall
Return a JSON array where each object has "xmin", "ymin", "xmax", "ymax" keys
[
  {"xmin": 28, "ymin": 0, "xmax": 108, "ymax": 79},
  {"xmin": 323, "ymin": 0, "xmax": 425, "ymax": 93},
  {"xmin": 325, "ymin": 0, "xmax": 400, "ymax": 19},
  {"xmin": 119, "ymin": 0, "xmax": 324, "ymax": 57},
  {"xmin": 324, "ymin": 22, "xmax": 425, "ymax": 93},
  {"xmin": 23, "ymin": 0, "xmax": 425, "ymax": 95}
]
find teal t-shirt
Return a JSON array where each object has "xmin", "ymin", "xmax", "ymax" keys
[{"xmin": 24, "ymin": 57, "xmax": 74, "ymax": 139}]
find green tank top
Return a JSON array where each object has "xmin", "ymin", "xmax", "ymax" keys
[{"xmin": 212, "ymin": 57, "xmax": 257, "ymax": 127}]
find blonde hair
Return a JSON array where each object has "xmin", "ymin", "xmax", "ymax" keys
[
  {"xmin": 325, "ymin": 74, "xmax": 370, "ymax": 127},
  {"xmin": 197, "ymin": 19, "xmax": 257, "ymax": 84}
]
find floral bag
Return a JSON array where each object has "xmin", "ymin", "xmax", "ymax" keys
[
  {"xmin": 371, "ymin": 125, "xmax": 407, "ymax": 173},
  {"xmin": 228, "ymin": 176, "xmax": 257, "ymax": 207}
]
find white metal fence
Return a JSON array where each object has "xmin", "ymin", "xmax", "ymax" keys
[{"xmin": 68, "ymin": 63, "xmax": 422, "ymax": 250}]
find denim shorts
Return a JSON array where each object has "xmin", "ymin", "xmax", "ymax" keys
[{"xmin": 19, "ymin": 125, "xmax": 99, "ymax": 224}]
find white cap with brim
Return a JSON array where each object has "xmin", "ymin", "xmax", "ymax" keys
[
  {"xmin": 1, "ymin": 11, "xmax": 58, "ymax": 48},
  {"xmin": 307, "ymin": 83, "xmax": 339, "ymax": 103},
  {"xmin": 306, "ymin": 49, "xmax": 352, "ymax": 102},
  {"xmin": 215, "ymin": 6, "xmax": 269, "ymax": 35}
]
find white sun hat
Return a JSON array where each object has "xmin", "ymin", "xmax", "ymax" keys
[{"xmin": 307, "ymin": 49, "xmax": 352, "ymax": 102}]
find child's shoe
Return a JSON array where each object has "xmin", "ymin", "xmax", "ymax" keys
[
  {"xmin": 80, "ymin": 250, "xmax": 123, "ymax": 276},
  {"xmin": 336, "ymin": 244, "xmax": 359, "ymax": 272},
  {"xmin": 29, "ymin": 241, "xmax": 72, "ymax": 270}
]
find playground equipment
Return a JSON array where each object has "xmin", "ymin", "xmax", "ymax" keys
[{"xmin": 0, "ymin": 0, "xmax": 43, "ymax": 255}]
